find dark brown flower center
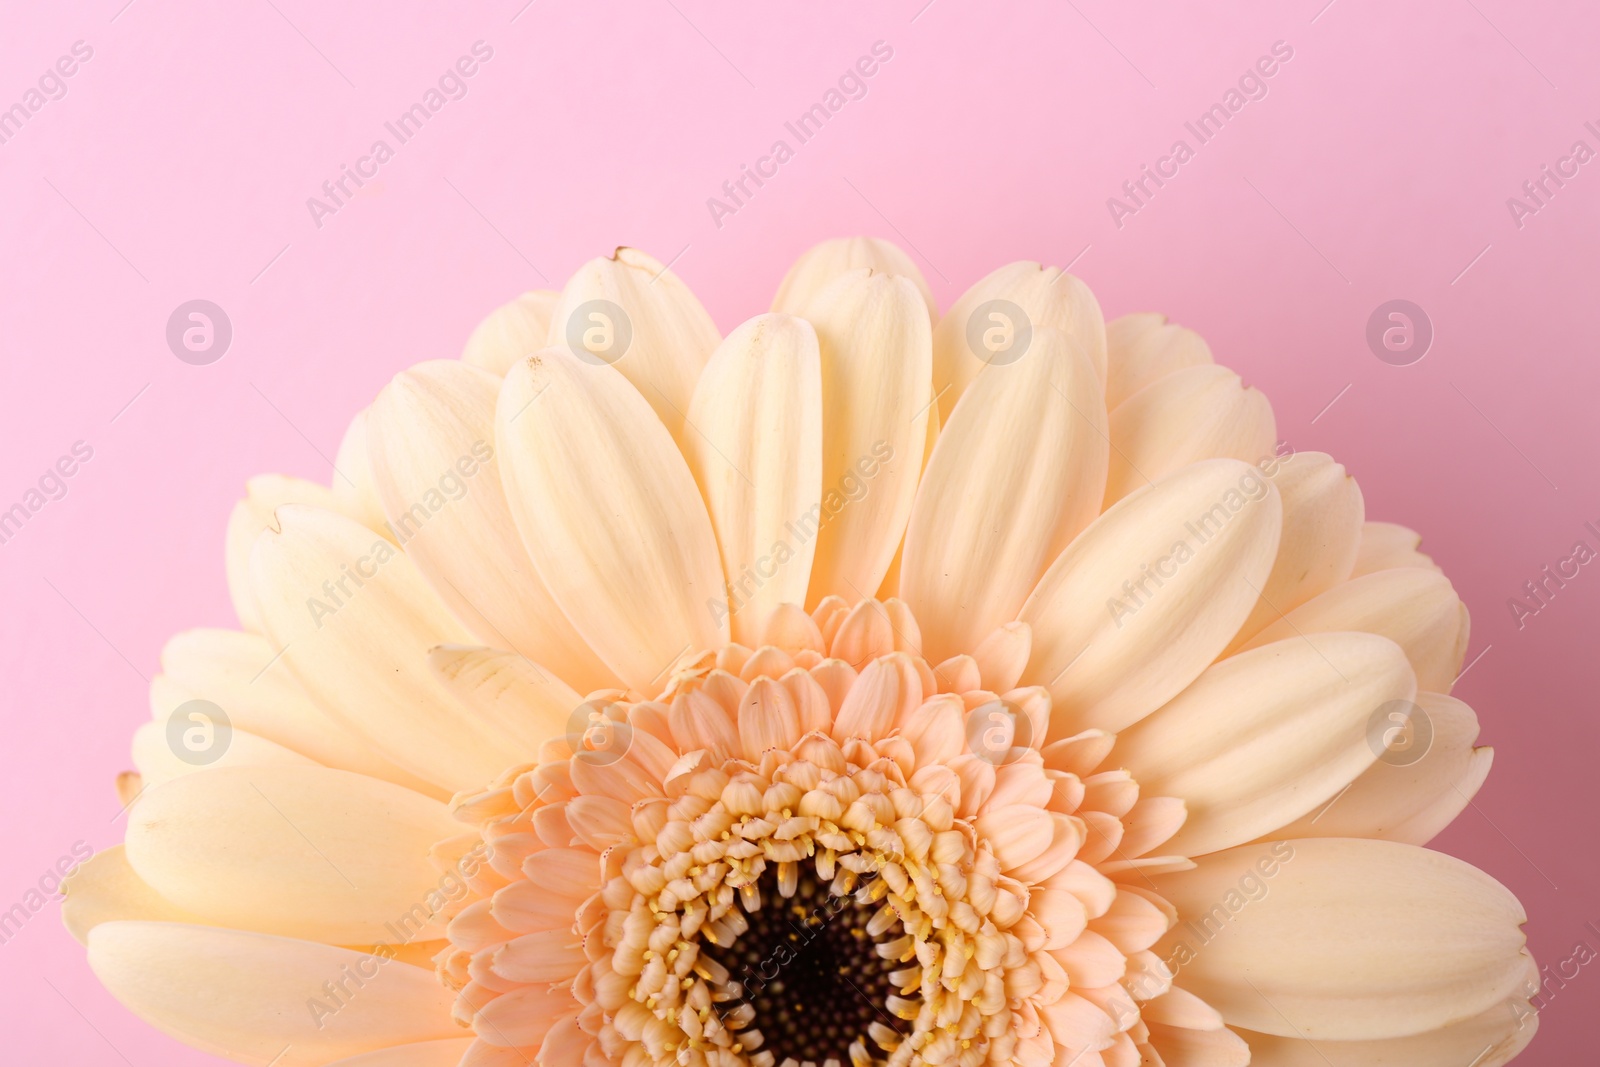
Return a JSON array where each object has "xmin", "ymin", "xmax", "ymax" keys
[{"xmin": 699, "ymin": 863, "xmax": 913, "ymax": 1065}]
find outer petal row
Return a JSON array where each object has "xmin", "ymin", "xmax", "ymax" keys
[{"xmin": 1151, "ymin": 838, "xmax": 1531, "ymax": 1042}]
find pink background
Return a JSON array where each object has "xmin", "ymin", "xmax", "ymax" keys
[{"xmin": 2, "ymin": 0, "xmax": 1596, "ymax": 1060}]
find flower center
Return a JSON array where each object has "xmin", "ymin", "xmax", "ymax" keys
[
  {"xmin": 437, "ymin": 600, "xmax": 1199, "ymax": 1067},
  {"xmin": 698, "ymin": 862, "xmax": 914, "ymax": 1065}
]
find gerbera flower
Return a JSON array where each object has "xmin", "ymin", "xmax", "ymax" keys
[{"xmin": 64, "ymin": 238, "xmax": 1536, "ymax": 1067}]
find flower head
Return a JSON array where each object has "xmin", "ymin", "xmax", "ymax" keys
[{"xmin": 66, "ymin": 238, "xmax": 1536, "ymax": 1067}]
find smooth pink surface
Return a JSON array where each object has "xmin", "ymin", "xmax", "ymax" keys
[{"xmin": 2, "ymin": 0, "xmax": 1596, "ymax": 1061}]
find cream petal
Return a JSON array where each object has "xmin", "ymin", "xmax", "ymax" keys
[
  {"xmin": 1235, "ymin": 970, "xmax": 1537, "ymax": 1066},
  {"xmin": 670, "ymin": 688, "xmax": 741, "ymax": 756},
  {"xmin": 461, "ymin": 1037, "xmax": 548, "ymax": 1066},
  {"xmin": 1138, "ymin": 985, "xmax": 1224, "ymax": 1030},
  {"xmin": 987, "ymin": 760, "xmax": 1056, "ymax": 812},
  {"xmin": 125, "ymin": 765, "xmax": 463, "ymax": 943},
  {"xmin": 1041, "ymin": 730, "xmax": 1116, "ymax": 779},
  {"xmin": 1228, "ymin": 452, "xmax": 1364, "ymax": 648},
  {"xmin": 492, "ymin": 878, "xmax": 591, "ymax": 935},
  {"xmin": 154, "ymin": 628, "xmax": 437, "ymax": 795},
  {"xmin": 62, "ymin": 845, "xmax": 204, "ymax": 944},
  {"xmin": 830, "ymin": 598, "xmax": 896, "ymax": 668},
  {"xmin": 250, "ymin": 504, "xmax": 523, "ymax": 791},
  {"xmin": 226, "ymin": 475, "xmax": 346, "ymax": 633},
  {"xmin": 798, "ymin": 269, "xmax": 933, "ymax": 606},
  {"xmin": 972, "ymin": 622, "xmax": 1032, "ymax": 693},
  {"xmin": 462, "ymin": 291, "xmax": 560, "ymax": 376},
  {"xmin": 368, "ymin": 359, "xmax": 616, "ymax": 692},
  {"xmin": 975, "ymin": 807, "xmax": 1054, "ymax": 871},
  {"xmin": 832, "ymin": 657, "xmax": 901, "ymax": 743},
  {"xmin": 1259, "ymin": 691, "xmax": 1490, "ymax": 845},
  {"xmin": 546, "ymin": 247, "xmax": 720, "ymax": 442},
  {"xmin": 520, "ymin": 848, "xmax": 602, "ymax": 894},
  {"xmin": 1104, "ymin": 312, "xmax": 1214, "ymax": 410},
  {"xmin": 1040, "ymin": 990, "xmax": 1118, "ymax": 1048},
  {"xmin": 1012, "ymin": 813, "xmax": 1084, "ymax": 883},
  {"xmin": 326, "ymin": 1039, "xmax": 478, "ymax": 1066},
  {"xmin": 1150, "ymin": 838, "xmax": 1530, "ymax": 1040},
  {"xmin": 334, "ymin": 408, "xmax": 391, "ymax": 532},
  {"xmin": 683, "ymin": 314, "xmax": 824, "ymax": 644},
  {"xmin": 496, "ymin": 347, "xmax": 727, "ymax": 692},
  {"xmin": 564, "ymin": 794, "xmax": 633, "ymax": 851},
  {"xmin": 535, "ymin": 1017, "xmax": 592, "ymax": 1066},
  {"xmin": 1051, "ymin": 929, "xmax": 1127, "ymax": 988},
  {"xmin": 471, "ymin": 983, "xmax": 574, "ymax": 1047},
  {"xmin": 1116, "ymin": 633, "xmax": 1415, "ymax": 856},
  {"xmin": 1020, "ymin": 459, "xmax": 1283, "ymax": 734},
  {"xmin": 1351, "ymin": 520, "xmax": 1440, "ymax": 576},
  {"xmin": 1235, "ymin": 567, "xmax": 1469, "ymax": 692},
  {"xmin": 876, "ymin": 384, "xmax": 943, "ymax": 602},
  {"xmin": 901, "ymin": 326, "xmax": 1109, "ymax": 663},
  {"xmin": 131, "ymin": 719, "xmax": 318, "ymax": 788},
  {"xmin": 493, "ymin": 929, "xmax": 587, "ymax": 983},
  {"xmin": 1031, "ymin": 887, "xmax": 1089, "ymax": 949},
  {"xmin": 932, "ymin": 262, "xmax": 1107, "ymax": 419},
  {"xmin": 1103, "ymin": 365, "xmax": 1277, "ymax": 507},
  {"xmin": 1118, "ymin": 796, "xmax": 1188, "ymax": 858},
  {"xmin": 771, "ymin": 235, "xmax": 937, "ymax": 319},
  {"xmin": 1144, "ymin": 1022, "xmax": 1252, "ymax": 1067},
  {"xmin": 760, "ymin": 602, "xmax": 825, "ymax": 652},
  {"xmin": 902, "ymin": 695, "xmax": 966, "ymax": 768},
  {"xmin": 1393, "ymin": 747, "xmax": 1495, "ymax": 844},
  {"xmin": 739, "ymin": 677, "xmax": 802, "ymax": 758},
  {"xmin": 428, "ymin": 645, "xmax": 583, "ymax": 756},
  {"xmin": 88, "ymin": 921, "xmax": 457, "ymax": 1066}
]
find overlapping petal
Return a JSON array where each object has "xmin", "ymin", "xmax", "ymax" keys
[{"xmin": 495, "ymin": 346, "xmax": 727, "ymax": 692}]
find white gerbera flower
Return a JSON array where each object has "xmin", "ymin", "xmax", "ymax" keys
[{"xmin": 65, "ymin": 238, "xmax": 1535, "ymax": 1067}]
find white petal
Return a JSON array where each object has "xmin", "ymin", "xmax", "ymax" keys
[
  {"xmin": 1103, "ymin": 365, "xmax": 1277, "ymax": 506},
  {"xmin": 367, "ymin": 359, "xmax": 615, "ymax": 691},
  {"xmin": 62, "ymin": 846, "xmax": 203, "ymax": 944},
  {"xmin": 155, "ymin": 628, "xmax": 437, "ymax": 795},
  {"xmin": 797, "ymin": 269, "xmax": 933, "ymax": 605},
  {"xmin": 1150, "ymin": 838, "xmax": 1531, "ymax": 1040},
  {"xmin": 132, "ymin": 719, "xmax": 318, "ymax": 788},
  {"xmin": 1351, "ymin": 520, "xmax": 1440, "ymax": 576},
  {"xmin": 1020, "ymin": 459, "xmax": 1282, "ymax": 734},
  {"xmin": 684, "ymin": 314, "xmax": 824, "ymax": 644},
  {"xmin": 89, "ymin": 922, "xmax": 458, "ymax": 1066},
  {"xmin": 1234, "ymin": 567, "xmax": 1469, "ymax": 692},
  {"xmin": 226, "ymin": 475, "xmax": 345, "ymax": 633},
  {"xmin": 462, "ymin": 291, "xmax": 559, "ymax": 376},
  {"xmin": 1144, "ymin": 1021, "xmax": 1252, "ymax": 1066},
  {"xmin": 932, "ymin": 262, "xmax": 1106, "ymax": 419},
  {"xmin": 771, "ymin": 235, "xmax": 936, "ymax": 318},
  {"xmin": 496, "ymin": 347, "xmax": 727, "ymax": 692},
  {"xmin": 1104, "ymin": 312, "xmax": 1213, "ymax": 409},
  {"xmin": 333, "ymin": 408, "xmax": 391, "ymax": 532},
  {"xmin": 326, "ymin": 1039, "xmax": 476, "ymax": 1066},
  {"xmin": 125, "ymin": 765, "xmax": 464, "ymax": 943},
  {"xmin": 250, "ymin": 504, "xmax": 524, "ymax": 790},
  {"xmin": 901, "ymin": 326, "xmax": 1109, "ymax": 663},
  {"xmin": 1258, "ymin": 691, "xmax": 1491, "ymax": 845},
  {"xmin": 1228, "ymin": 452, "xmax": 1364, "ymax": 648},
  {"xmin": 1116, "ymin": 633, "xmax": 1415, "ymax": 856},
  {"xmin": 1235, "ymin": 970, "xmax": 1537, "ymax": 1066},
  {"xmin": 739, "ymin": 677, "xmax": 802, "ymax": 760},
  {"xmin": 428, "ymin": 645, "xmax": 583, "ymax": 753},
  {"xmin": 875, "ymin": 385, "xmax": 942, "ymax": 601},
  {"xmin": 546, "ymin": 247, "xmax": 719, "ymax": 442}
]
